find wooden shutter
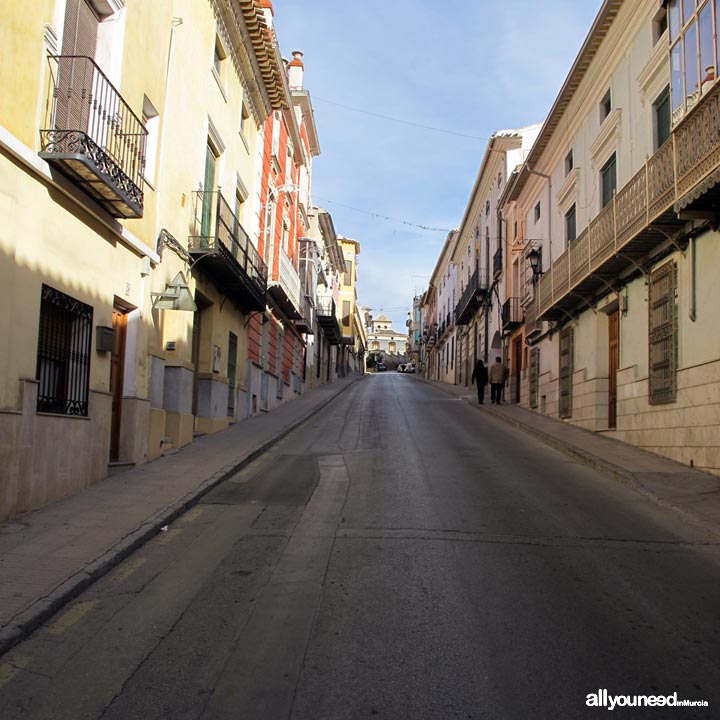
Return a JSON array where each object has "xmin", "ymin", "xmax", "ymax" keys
[
  {"xmin": 649, "ymin": 260, "xmax": 677, "ymax": 404},
  {"xmin": 57, "ymin": 0, "xmax": 99, "ymax": 131},
  {"xmin": 559, "ymin": 326, "xmax": 574, "ymax": 418},
  {"xmin": 529, "ymin": 347, "xmax": 540, "ymax": 409}
]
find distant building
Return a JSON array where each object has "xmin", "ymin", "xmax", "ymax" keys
[{"xmin": 367, "ymin": 314, "xmax": 408, "ymax": 364}]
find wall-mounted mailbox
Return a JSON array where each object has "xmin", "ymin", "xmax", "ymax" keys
[{"xmin": 96, "ymin": 326, "xmax": 115, "ymax": 353}]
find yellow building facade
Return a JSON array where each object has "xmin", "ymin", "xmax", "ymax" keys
[{"xmin": 0, "ymin": 0, "xmax": 285, "ymax": 520}]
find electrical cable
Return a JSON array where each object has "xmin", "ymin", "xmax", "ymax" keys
[
  {"xmin": 313, "ymin": 96, "xmax": 489, "ymax": 142},
  {"xmin": 314, "ymin": 196, "xmax": 453, "ymax": 233}
]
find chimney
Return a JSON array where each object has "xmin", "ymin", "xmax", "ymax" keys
[
  {"xmin": 287, "ymin": 51, "xmax": 304, "ymax": 90},
  {"xmin": 259, "ymin": 0, "xmax": 274, "ymax": 28}
]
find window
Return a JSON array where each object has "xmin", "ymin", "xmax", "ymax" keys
[
  {"xmin": 649, "ymin": 261, "xmax": 678, "ymax": 404},
  {"xmin": 564, "ymin": 149, "xmax": 574, "ymax": 176},
  {"xmin": 342, "ymin": 300, "xmax": 351, "ymax": 327},
  {"xmin": 668, "ymin": 0, "xmax": 718, "ymax": 123},
  {"xmin": 372, "ymin": 341, "xmax": 380, "ymax": 350},
  {"xmin": 601, "ymin": 153, "xmax": 617, "ymax": 207},
  {"xmin": 653, "ymin": 4, "xmax": 668, "ymax": 44},
  {"xmin": 565, "ymin": 204, "xmax": 576, "ymax": 245},
  {"xmin": 239, "ymin": 102, "xmax": 249, "ymax": 138},
  {"xmin": 142, "ymin": 95, "xmax": 159, "ymax": 185},
  {"xmin": 344, "ymin": 261, "xmax": 353, "ymax": 287},
  {"xmin": 389, "ymin": 342, "xmax": 396, "ymax": 353},
  {"xmin": 213, "ymin": 35, "xmax": 226, "ymax": 79},
  {"xmin": 653, "ymin": 86, "xmax": 671, "ymax": 150},
  {"xmin": 600, "ymin": 89, "xmax": 612, "ymax": 123},
  {"xmin": 36, "ymin": 284, "xmax": 93, "ymax": 416},
  {"xmin": 534, "ymin": 201, "xmax": 541, "ymax": 223}
]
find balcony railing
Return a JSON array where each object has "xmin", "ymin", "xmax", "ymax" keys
[
  {"xmin": 268, "ymin": 249, "xmax": 302, "ymax": 319},
  {"xmin": 295, "ymin": 295, "xmax": 315, "ymax": 334},
  {"xmin": 493, "ymin": 247, "xmax": 503, "ymax": 279},
  {"xmin": 501, "ymin": 297, "xmax": 522, "ymax": 330},
  {"xmin": 316, "ymin": 297, "xmax": 342, "ymax": 344},
  {"xmin": 526, "ymin": 79, "xmax": 720, "ymax": 325},
  {"xmin": 39, "ymin": 55, "xmax": 147, "ymax": 218},
  {"xmin": 189, "ymin": 190, "xmax": 266, "ymax": 311},
  {"xmin": 455, "ymin": 267, "xmax": 489, "ymax": 325}
]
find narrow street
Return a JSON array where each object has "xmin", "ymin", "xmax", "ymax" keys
[{"xmin": 1, "ymin": 374, "xmax": 719, "ymax": 720}]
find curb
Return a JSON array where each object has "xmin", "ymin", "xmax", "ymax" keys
[{"xmin": 0, "ymin": 375, "xmax": 363, "ymax": 656}]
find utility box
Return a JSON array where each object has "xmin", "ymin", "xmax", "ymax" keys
[{"xmin": 96, "ymin": 325, "xmax": 115, "ymax": 352}]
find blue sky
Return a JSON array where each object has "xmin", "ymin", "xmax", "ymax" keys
[{"xmin": 274, "ymin": 0, "xmax": 605, "ymax": 333}]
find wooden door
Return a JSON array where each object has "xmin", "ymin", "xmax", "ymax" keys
[
  {"xmin": 608, "ymin": 310, "xmax": 619, "ymax": 429},
  {"xmin": 109, "ymin": 307, "xmax": 127, "ymax": 461}
]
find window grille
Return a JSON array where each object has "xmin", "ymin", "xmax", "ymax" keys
[
  {"xmin": 529, "ymin": 347, "xmax": 540, "ymax": 409},
  {"xmin": 36, "ymin": 284, "xmax": 93, "ymax": 416},
  {"xmin": 648, "ymin": 260, "xmax": 677, "ymax": 404},
  {"xmin": 559, "ymin": 327, "xmax": 574, "ymax": 418}
]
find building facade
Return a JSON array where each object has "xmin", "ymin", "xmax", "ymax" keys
[{"xmin": 0, "ymin": 0, "xmax": 358, "ymax": 521}]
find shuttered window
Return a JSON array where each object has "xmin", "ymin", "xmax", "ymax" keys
[
  {"xmin": 529, "ymin": 347, "xmax": 540, "ymax": 409},
  {"xmin": 559, "ymin": 327, "xmax": 574, "ymax": 418},
  {"xmin": 648, "ymin": 260, "xmax": 678, "ymax": 404}
]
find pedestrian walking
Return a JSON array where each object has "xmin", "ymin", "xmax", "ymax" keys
[
  {"xmin": 489, "ymin": 356, "xmax": 508, "ymax": 404},
  {"xmin": 471, "ymin": 358, "xmax": 488, "ymax": 404}
]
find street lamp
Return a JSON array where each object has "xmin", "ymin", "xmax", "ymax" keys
[{"xmin": 527, "ymin": 247, "xmax": 543, "ymax": 283}]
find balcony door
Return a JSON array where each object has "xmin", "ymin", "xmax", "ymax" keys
[
  {"xmin": 201, "ymin": 142, "xmax": 218, "ymax": 240},
  {"xmin": 57, "ymin": 0, "xmax": 99, "ymax": 132}
]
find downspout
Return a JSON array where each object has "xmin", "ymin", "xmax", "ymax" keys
[{"xmin": 689, "ymin": 236, "xmax": 697, "ymax": 322}]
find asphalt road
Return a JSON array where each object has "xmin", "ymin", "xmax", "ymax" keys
[{"xmin": 1, "ymin": 374, "xmax": 719, "ymax": 719}]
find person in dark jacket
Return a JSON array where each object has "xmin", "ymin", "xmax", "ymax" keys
[{"xmin": 471, "ymin": 359, "xmax": 488, "ymax": 404}]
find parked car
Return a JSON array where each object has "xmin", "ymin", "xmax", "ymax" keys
[
  {"xmin": 397, "ymin": 363, "xmax": 406, "ymax": 372},
  {"xmin": 376, "ymin": 362, "xmax": 387, "ymax": 372}
]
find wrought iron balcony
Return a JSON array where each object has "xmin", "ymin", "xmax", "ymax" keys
[
  {"xmin": 39, "ymin": 55, "xmax": 146, "ymax": 218},
  {"xmin": 294, "ymin": 295, "xmax": 315, "ymax": 334},
  {"xmin": 188, "ymin": 190, "xmax": 266, "ymax": 312},
  {"xmin": 316, "ymin": 297, "xmax": 342, "ymax": 344},
  {"xmin": 532, "ymin": 79, "xmax": 720, "ymax": 323},
  {"xmin": 493, "ymin": 247, "xmax": 503, "ymax": 279},
  {"xmin": 455, "ymin": 267, "xmax": 489, "ymax": 325},
  {"xmin": 268, "ymin": 249, "xmax": 302, "ymax": 319},
  {"xmin": 501, "ymin": 297, "xmax": 522, "ymax": 330}
]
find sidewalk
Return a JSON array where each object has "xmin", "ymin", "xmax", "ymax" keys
[
  {"xmin": 0, "ymin": 374, "xmax": 363, "ymax": 655},
  {"xmin": 417, "ymin": 375, "xmax": 720, "ymax": 538}
]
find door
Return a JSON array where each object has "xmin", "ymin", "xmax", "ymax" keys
[
  {"xmin": 200, "ymin": 142, "xmax": 217, "ymax": 241},
  {"xmin": 227, "ymin": 332, "xmax": 237, "ymax": 418},
  {"xmin": 608, "ymin": 310, "xmax": 619, "ymax": 429},
  {"xmin": 57, "ymin": 0, "xmax": 99, "ymax": 132},
  {"xmin": 109, "ymin": 306, "xmax": 127, "ymax": 461}
]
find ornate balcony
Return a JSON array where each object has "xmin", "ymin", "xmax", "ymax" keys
[
  {"xmin": 502, "ymin": 297, "xmax": 522, "ymax": 330},
  {"xmin": 528, "ymin": 79, "xmax": 720, "ymax": 324},
  {"xmin": 39, "ymin": 55, "xmax": 146, "ymax": 218},
  {"xmin": 455, "ymin": 267, "xmax": 489, "ymax": 325},
  {"xmin": 268, "ymin": 249, "xmax": 302, "ymax": 319},
  {"xmin": 188, "ymin": 191, "xmax": 266, "ymax": 312},
  {"xmin": 316, "ymin": 297, "xmax": 342, "ymax": 344}
]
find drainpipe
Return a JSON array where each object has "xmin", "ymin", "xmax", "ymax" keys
[{"xmin": 689, "ymin": 236, "xmax": 697, "ymax": 322}]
